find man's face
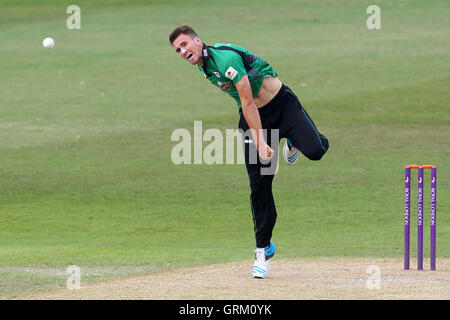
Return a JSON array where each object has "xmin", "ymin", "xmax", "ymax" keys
[{"xmin": 172, "ymin": 33, "xmax": 203, "ymax": 65}]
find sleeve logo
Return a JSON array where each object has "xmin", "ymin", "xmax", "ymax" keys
[{"xmin": 225, "ymin": 67, "xmax": 238, "ymax": 80}]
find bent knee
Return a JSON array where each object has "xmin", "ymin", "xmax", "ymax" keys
[
  {"xmin": 305, "ymin": 149, "xmax": 326, "ymax": 161},
  {"xmin": 304, "ymin": 141, "xmax": 329, "ymax": 161}
]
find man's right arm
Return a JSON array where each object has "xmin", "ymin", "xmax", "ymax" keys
[{"xmin": 235, "ymin": 74, "xmax": 274, "ymax": 160}]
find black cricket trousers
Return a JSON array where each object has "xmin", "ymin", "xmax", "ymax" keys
[{"xmin": 238, "ymin": 84, "xmax": 329, "ymax": 248}]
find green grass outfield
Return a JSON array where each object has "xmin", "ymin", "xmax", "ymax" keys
[{"xmin": 1, "ymin": 0, "xmax": 449, "ymax": 297}]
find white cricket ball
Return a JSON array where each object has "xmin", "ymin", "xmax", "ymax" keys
[{"xmin": 42, "ymin": 37, "xmax": 55, "ymax": 49}]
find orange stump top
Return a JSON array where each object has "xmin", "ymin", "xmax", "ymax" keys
[{"xmin": 405, "ymin": 164, "xmax": 436, "ymax": 169}]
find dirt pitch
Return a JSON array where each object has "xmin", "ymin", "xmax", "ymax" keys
[{"xmin": 13, "ymin": 258, "xmax": 450, "ymax": 300}]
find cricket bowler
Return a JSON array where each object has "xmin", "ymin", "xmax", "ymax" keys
[{"xmin": 169, "ymin": 25, "xmax": 329, "ymax": 278}]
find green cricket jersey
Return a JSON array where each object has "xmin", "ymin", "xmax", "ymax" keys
[{"xmin": 198, "ymin": 43, "xmax": 278, "ymax": 108}]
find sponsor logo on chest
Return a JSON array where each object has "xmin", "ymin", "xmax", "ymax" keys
[
  {"xmin": 217, "ymin": 81, "xmax": 232, "ymax": 91},
  {"xmin": 225, "ymin": 67, "xmax": 238, "ymax": 80}
]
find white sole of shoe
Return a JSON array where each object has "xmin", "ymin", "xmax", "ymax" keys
[{"xmin": 283, "ymin": 140, "xmax": 300, "ymax": 165}]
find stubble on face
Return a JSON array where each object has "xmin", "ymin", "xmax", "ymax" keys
[{"xmin": 172, "ymin": 34, "xmax": 204, "ymax": 66}]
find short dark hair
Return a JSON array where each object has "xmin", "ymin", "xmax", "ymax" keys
[{"xmin": 169, "ymin": 25, "xmax": 199, "ymax": 45}]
